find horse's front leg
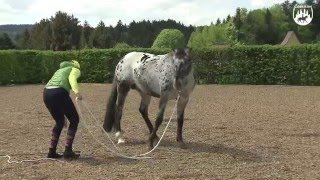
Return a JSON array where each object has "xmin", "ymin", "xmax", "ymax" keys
[
  {"xmin": 176, "ymin": 96, "xmax": 189, "ymax": 149},
  {"xmin": 139, "ymin": 93, "xmax": 153, "ymax": 134},
  {"xmin": 149, "ymin": 95, "xmax": 168, "ymax": 149}
]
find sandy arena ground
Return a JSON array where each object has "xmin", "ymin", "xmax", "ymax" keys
[{"xmin": 1, "ymin": 84, "xmax": 320, "ymax": 179}]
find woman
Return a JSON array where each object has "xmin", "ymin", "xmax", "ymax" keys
[{"xmin": 43, "ymin": 60, "xmax": 82, "ymax": 159}]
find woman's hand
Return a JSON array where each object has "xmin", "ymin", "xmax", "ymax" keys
[{"xmin": 75, "ymin": 92, "xmax": 83, "ymax": 100}]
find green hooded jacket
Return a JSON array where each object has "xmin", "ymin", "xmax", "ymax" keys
[{"xmin": 46, "ymin": 61, "xmax": 81, "ymax": 93}]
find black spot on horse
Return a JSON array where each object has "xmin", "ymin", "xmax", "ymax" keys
[
  {"xmin": 163, "ymin": 85, "xmax": 169, "ymax": 91},
  {"xmin": 141, "ymin": 54, "xmax": 150, "ymax": 63},
  {"xmin": 134, "ymin": 68, "xmax": 138, "ymax": 76}
]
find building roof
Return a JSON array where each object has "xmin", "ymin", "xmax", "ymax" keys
[{"xmin": 280, "ymin": 31, "xmax": 301, "ymax": 46}]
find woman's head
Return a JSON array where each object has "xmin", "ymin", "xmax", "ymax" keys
[{"xmin": 71, "ymin": 60, "xmax": 80, "ymax": 69}]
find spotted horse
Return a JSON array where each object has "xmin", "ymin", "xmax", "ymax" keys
[{"xmin": 103, "ymin": 48, "xmax": 195, "ymax": 149}]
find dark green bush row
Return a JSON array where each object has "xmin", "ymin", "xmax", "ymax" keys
[
  {"xmin": 0, "ymin": 48, "xmax": 169, "ymax": 85},
  {"xmin": 193, "ymin": 44, "xmax": 320, "ymax": 85},
  {"xmin": 0, "ymin": 45, "xmax": 320, "ymax": 85}
]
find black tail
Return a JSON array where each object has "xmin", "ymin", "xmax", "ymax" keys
[{"xmin": 103, "ymin": 78, "xmax": 118, "ymax": 132}]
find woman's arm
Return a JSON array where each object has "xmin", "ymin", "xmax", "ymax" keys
[{"xmin": 69, "ymin": 67, "xmax": 81, "ymax": 94}]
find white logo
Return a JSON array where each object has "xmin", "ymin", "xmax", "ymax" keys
[{"xmin": 293, "ymin": 4, "xmax": 313, "ymax": 26}]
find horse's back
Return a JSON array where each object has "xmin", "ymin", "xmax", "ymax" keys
[
  {"xmin": 121, "ymin": 52, "xmax": 156, "ymax": 68},
  {"xmin": 115, "ymin": 50, "xmax": 194, "ymax": 99},
  {"xmin": 123, "ymin": 52, "xmax": 147, "ymax": 62},
  {"xmin": 116, "ymin": 52, "xmax": 157, "ymax": 85}
]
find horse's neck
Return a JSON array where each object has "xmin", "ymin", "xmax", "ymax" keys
[{"xmin": 161, "ymin": 55, "xmax": 175, "ymax": 66}]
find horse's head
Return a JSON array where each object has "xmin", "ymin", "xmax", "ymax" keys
[{"xmin": 172, "ymin": 48, "xmax": 192, "ymax": 91}]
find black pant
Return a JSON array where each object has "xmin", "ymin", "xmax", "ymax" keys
[{"xmin": 43, "ymin": 88, "xmax": 79, "ymax": 132}]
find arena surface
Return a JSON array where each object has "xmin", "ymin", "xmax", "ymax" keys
[{"xmin": 1, "ymin": 84, "xmax": 320, "ymax": 179}]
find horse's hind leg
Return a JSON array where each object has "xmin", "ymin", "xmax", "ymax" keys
[
  {"xmin": 139, "ymin": 93, "xmax": 153, "ymax": 134},
  {"xmin": 176, "ymin": 96, "xmax": 189, "ymax": 149},
  {"xmin": 114, "ymin": 84, "xmax": 130, "ymax": 144}
]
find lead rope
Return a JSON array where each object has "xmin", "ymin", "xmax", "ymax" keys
[
  {"xmin": 75, "ymin": 95, "xmax": 180, "ymax": 159},
  {"xmin": 0, "ymin": 155, "xmax": 65, "ymax": 164},
  {"xmin": 0, "ymin": 96, "xmax": 179, "ymax": 163}
]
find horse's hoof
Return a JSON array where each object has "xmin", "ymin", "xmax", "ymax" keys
[
  {"xmin": 154, "ymin": 135, "xmax": 160, "ymax": 142},
  {"xmin": 148, "ymin": 140, "xmax": 154, "ymax": 150},
  {"xmin": 117, "ymin": 138, "xmax": 125, "ymax": 144},
  {"xmin": 179, "ymin": 142, "xmax": 187, "ymax": 149},
  {"xmin": 115, "ymin": 132, "xmax": 121, "ymax": 139}
]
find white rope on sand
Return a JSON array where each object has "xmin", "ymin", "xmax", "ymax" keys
[
  {"xmin": 0, "ymin": 155, "xmax": 65, "ymax": 164},
  {"xmin": 75, "ymin": 95, "xmax": 180, "ymax": 160},
  {"xmin": 0, "ymin": 96, "xmax": 179, "ymax": 163}
]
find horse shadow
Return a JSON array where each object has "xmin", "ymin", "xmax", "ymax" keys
[
  {"xmin": 281, "ymin": 132, "xmax": 320, "ymax": 138},
  {"xmin": 76, "ymin": 154, "xmax": 138, "ymax": 166},
  {"xmin": 76, "ymin": 140, "xmax": 262, "ymax": 166},
  {"xmin": 158, "ymin": 140, "xmax": 263, "ymax": 162}
]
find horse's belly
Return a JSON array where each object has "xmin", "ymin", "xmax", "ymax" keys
[{"xmin": 135, "ymin": 79, "xmax": 161, "ymax": 98}]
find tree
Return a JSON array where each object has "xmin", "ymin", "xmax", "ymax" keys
[
  {"xmin": 216, "ymin": 18, "xmax": 221, "ymax": 25},
  {"xmin": 29, "ymin": 19, "xmax": 52, "ymax": 49},
  {"xmin": 187, "ymin": 22, "xmax": 239, "ymax": 48},
  {"xmin": 14, "ymin": 16, "xmax": 195, "ymax": 50},
  {"xmin": 80, "ymin": 21, "xmax": 93, "ymax": 48},
  {"xmin": 69, "ymin": 18, "xmax": 82, "ymax": 49},
  {"xmin": 0, "ymin": 33, "xmax": 15, "ymax": 49},
  {"xmin": 16, "ymin": 29, "xmax": 31, "ymax": 49},
  {"xmin": 281, "ymin": 0, "xmax": 298, "ymax": 32},
  {"xmin": 91, "ymin": 21, "xmax": 107, "ymax": 48},
  {"xmin": 50, "ymin": 11, "xmax": 80, "ymax": 50},
  {"xmin": 226, "ymin": 15, "xmax": 231, "ymax": 22},
  {"xmin": 307, "ymin": 0, "xmax": 320, "ymax": 42},
  {"xmin": 152, "ymin": 29, "xmax": 185, "ymax": 48},
  {"xmin": 114, "ymin": 20, "xmax": 127, "ymax": 43},
  {"xmin": 264, "ymin": 8, "xmax": 277, "ymax": 44},
  {"xmin": 269, "ymin": 4, "xmax": 291, "ymax": 43},
  {"xmin": 241, "ymin": 9, "xmax": 267, "ymax": 44},
  {"xmin": 233, "ymin": 7, "xmax": 243, "ymax": 41}
]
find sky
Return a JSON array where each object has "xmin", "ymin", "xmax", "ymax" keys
[{"xmin": 0, "ymin": 0, "xmax": 305, "ymax": 27}]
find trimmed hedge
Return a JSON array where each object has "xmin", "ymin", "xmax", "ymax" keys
[
  {"xmin": 0, "ymin": 45, "xmax": 320, "ymax": 85},
  {"xmin": 0, "ymin": 48, "xmax": 170, "ymax": 85},
  {"xmin": 193, "ymin": 44, "xmax": 320, "ymax": 85}
]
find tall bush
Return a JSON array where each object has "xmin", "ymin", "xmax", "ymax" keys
[{"xmin": 152, "ymin": 29, "xmax": 185, "ymax": 49}]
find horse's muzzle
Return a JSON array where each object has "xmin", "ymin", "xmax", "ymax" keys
[
  {"xmin": 175, "ymin": 63, "xmax": 183, "ymax": 79},
  {"xmin": 174, "ymin": 78, "xmax": 182, "ymax": 91}
]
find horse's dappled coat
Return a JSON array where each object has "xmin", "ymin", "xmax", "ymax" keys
[{"xmin": 103, "ymin": 48, "xmax": 195, "ymax": 149}]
